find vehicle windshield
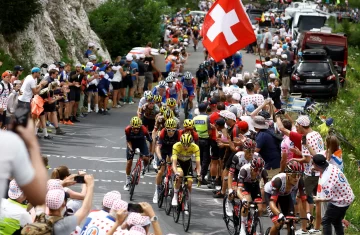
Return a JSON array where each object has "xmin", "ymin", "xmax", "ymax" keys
[
  {"xmin": 305, "ymin": 43, "xmax": 345, "ymax": 62},
  {"xmin": 297, "ymin": 62, "xmax": 331, "ymax": 73},
  {"xmin": 298, "ymin": 16, "xmax": 326, "ymax": 31}
]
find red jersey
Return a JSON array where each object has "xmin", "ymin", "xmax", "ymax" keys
[
  {"xmin": 209, "ymin": 111, "xmax": 221, "ymax": 140},
  {"xmin": 178, "ymin": 129, "xmax": 199, "ymax": 144}
]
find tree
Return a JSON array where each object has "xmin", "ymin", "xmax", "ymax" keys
[
  {"xmin": 0, "ymin": 0, "xmax": 42, "ymax": 36},
  {"xmin": 89, "ymin": 0, "xmax": 166, "ymax": 58}
]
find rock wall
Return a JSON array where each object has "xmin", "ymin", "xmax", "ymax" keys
[{"xmin": 0, "ymin": 0, "xmax": 110, "ymax": 67}]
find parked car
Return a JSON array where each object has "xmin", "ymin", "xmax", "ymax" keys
[{"xmin": 290, "ymin": 49, "xmax": 340, "ymax": 98}]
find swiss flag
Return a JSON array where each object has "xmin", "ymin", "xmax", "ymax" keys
[{"xmin": 202, "ymin": 0, "xmax": 256, "ymax": 62}]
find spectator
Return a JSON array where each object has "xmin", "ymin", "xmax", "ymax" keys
[
  {"xmin": 84, "ymin": 42, "xmax": 96, "ymax": 58},
  {"xmin": 97, "ymin": 70, "xmax": 111, "ymax": 115},
  {"xmin": 122, "ymin": 55, "xmax": 136, "ymax": 104},
  {"xmin": 68, "ymin": 64, "xmax": 83, "ymax": 122},
  {"xmin": 11, "ymin": 65, "xmax": 24, "ymax": 84},
  {"xmin": 0, "ymin": 180, "xmax": 32, "ymax": 234},
  {"xmin": 136, "ymin": 54, "xmax": 146, "ymax": 97},
  {"xmin": 112, "ymin": 57, "xmax": 126, "ymax": 108},
  {"xmin": 0, "ymin": 119, "xmax": 47, "ymax": 207},
  {"xmin": 313, "ymin": 154, "xmax": 354, "ymax": 235},
  {"xmin": 252, "ymin": 116, "xmax": 281, "ymax": 178},
  {"xmin": 240, "ymin": 83, "xmax": 264, "ymax": 108},
  {"xmin": 0, "ymin": 71, "xmax": 12, "ymax": 129}
]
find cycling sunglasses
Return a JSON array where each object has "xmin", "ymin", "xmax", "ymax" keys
[{"xmin": 166, "ymin": 129, "xmax": 176, "ymax": 132}]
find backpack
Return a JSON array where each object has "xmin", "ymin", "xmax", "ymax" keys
[
  {"xmin": 21, "ymin": 213, "xmax": 62, "ymax": 235},
  {"xmin": 0, "ymin": 82, "xmax": 11, "ymax": 96}
]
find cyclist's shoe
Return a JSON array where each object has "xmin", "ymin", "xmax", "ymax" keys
[
  {"xmin": 213, "ymin": 191, "xmax": 224, "ymax": 198},
  {"xmin": 295, "ymin": 229, "xmax": 309, "ymax": 235},
  {"xmin": 141, "ymin": 169, "xmax": 146, "ymax": 178},
  {"xmin": 184, "ymin": 201, "xmax": 189, "ymax": 215},
  {"xmin": 44, "ymin": 135, "xmax": 53, "ymax": 140},
  {"xmin": 201, "ymin": 178, "xmax": 209, "ymax": 185},
  {"xmin": 207, "ymin": 181, "xmax": 215, "ymax": 189},
  {"xmin": 171, "ymin": 195, "xmax": 178, "ymax": 206},
  {"xmin": 152, "ymin": 191, "xmax": 158, "ymax": 204},
  {"xmin": 240, "ymin": 226, "xmax": 246, "ymax": 235},
  {"xmin": 225, "ymin": 198, "xmax": 233, "ymax": 216},
  {"xmin": 308, "ymin": 229, "xmax": 321, "ymax": 235},
  {"xmin": 56, "ymin": 128, "xmax": 65, "ymax": 135},
  {"xmin": 123, "ymin": 184, "xmax": 130, "ymax": 191},
  {"xmin": 36, "ymin": 134, "xmax": 42, "ymax": 139},
  {"xmin": 64, "ymin": 120, "xmax": 74, "ymax": 125}
]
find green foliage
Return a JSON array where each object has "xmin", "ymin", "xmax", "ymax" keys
[
  {"xmin": 0, "ymin": 0, "xmax": 42, "ymax": 36},
  {"xmin": 0, "ymin": 49, "xmax": 29, "ymax": 80},
  {"xmin": 89, "ymin": 0, "xmax": 166, "ymax": 58},
  {"xmin": 56, "ymin": 38, "xmax": 74, "ymax": 65}
]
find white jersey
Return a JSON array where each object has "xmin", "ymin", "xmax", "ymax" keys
[
  {"xmin": 264, "ymin": 173, "xmax": 302, "ymax": 196},
  {"xmin": 238, "ymin": 163, "xmax": 267, "ymax": 183},
  {"xmin": 229, "ymin": 152, "xmax": 258, "ymax": 174}
]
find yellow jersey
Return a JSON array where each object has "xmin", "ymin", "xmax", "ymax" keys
[{"xmin": 172, "ymin": 142, "xmax": 200, "ymax": 162}]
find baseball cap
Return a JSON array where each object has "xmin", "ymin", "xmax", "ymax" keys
[
  {"xmin": 313, "ymin": 154, "xmax": 329, "ymax": 169},
  {"xmin": 198, "ymin": 103, "xmax": 208, "ymax": 111},
  {"xmin": 246, "ymin": 104, "xmax": 255, "ymax": 113},
  {"xmin": 66, "ymin": 199, "xmax": 82, "ymax": 215},
  {"xmin": 8, "ymin": 180, "xmax": 23, "ymax": 199},
  {"xmin": 230, "ymin": 77, "xmax": 238, "ymax": 84},
  {"xmin": 99, "ymin": 71, "xmax": 106, "ymax": 77},
  {"xmin": 86, "ymin": 62, "xmax": 94, "ymax": 68},
  {"xmin": 326, "ymin": 117, "xmax": 334, "ymax": 126},
  {"xmin": 103, "ymin": 191, "xmax": 122, "ymax": 208},
  {"xmin": 75, "ymin": 63, "xmax": 82, "ymax": 67},
  {"xmin": 14, "ymin": 65, "xmax": 24, "ymax": 71},
  {"xmin": 281, "ymin": 54, "xmax": 288, "ymax": 59},
  {"xmin": 296, "ymin": 115, "xmax": 311, "ymax": 127},
  {"xmin": 47, "ymin": 179, "xmax": 63, "ymax": 191},
  {"xmin": 215, "ymin": 118, "xmax": 225, "ymax": 126},
  {"xmin": 88, "ymin": 42, "xmax": 95, "ymax": 47},
  {"xmin": 13, "ymin": 80, "xmax": 22, "ymax": 85},
  {"xmin": 84, "ymin": 67, "xmax": 91, "ymax": 72},
  {"xmin": 31, "ymin": 67, "xmax": 41, "ymax": 73},
  {"xmin": 111, "ymin": 199, "xmax": 128, "ymax": 211},
  {"xmin": 264, "ymin": 61, "xmax": 272, "ymax": 67},
  {"xmin": 2, "ymin": 71, "xmax": 11, "ymax": 78},
  {"xmin": 220, "ymin": 110, "xmax": 236, "ymax": 121},
  {"xmin": 269, "ymin": 73, "xmax": 276, "ymax": 79},
  {"xmin": 126, "ymin": 55, "xmax": 133, "ymax": 61},
  {"xmin": 46, "ymin": 189, "xmax": 66, "ymax": 210},
  {"xmin": 140, "ymin": 54, "xmax": 145, "ymax": 59},
  {"xmin": 129, "ymin": 225, "xmax": 146, "ymax": 235},
  {"xmin": 89, "ymin": 55, "xmax": 97, "ymax": 61},
  {"xmin": 238, "ymin": 121, "xmax": 249, "ymax": 131},
  {"xmin": 160, "ymin": 49, "xmax": 166, "ymax": 54},
  {"xmin": 232, "ymin": 93, "xmax": 241, "ymax": 101},
  {"xmin": 209, "ymin": 98, "xmax": 217, "ymax": 106}
]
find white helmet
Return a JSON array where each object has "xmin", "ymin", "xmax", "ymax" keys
[
  {"xmin": 168, "ymin": 72, "xmax": 176, "ymax": 77},
  {"xmin": 165, "ymin": 76, "xmax": 174, "ymax": 83}
]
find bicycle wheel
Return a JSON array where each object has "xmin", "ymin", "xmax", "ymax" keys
[
  {"xmin": 165, "ymin": 177, "xmax": 173, "ymax": 215},
  {"xmin": 222, "ymin": 195, "xmax": 238, "ymax": 235},
  {"xmin": 251, "ymin": 217, "xmax": 264, "ymax": 235},
  {"xmin": 157, "ymin": 179, "xmax": 165, "ymax": 208},
  {"xmin": 182, "ymin": 190, "xmax": 191, "ymax": 232},
  {"xmin": 129, "ymin": 168, "xmax": 139, "ymax": 201},
  {"xmin": 264, "ymin": 227, "xmax": 271, "ymax": 235},
  {"xmin": 173, "ymin": 190, "xmax": 181, "ymax": 223},
  {"xmin": 184, "ymin": 98, "xmax": 189, "ymax": 119}
]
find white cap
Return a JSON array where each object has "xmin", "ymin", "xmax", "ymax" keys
[
  {"xmin": 281, "ymin": 54, "xmax": 288, "ymax": 59},
  {"xmin": 271, "ymin": 46, "xmax": 277, "ymax": 51},
  {"xmin": 230, "ymin": 77, "xmax": 238, "ymax": 84},
  {"xmin": 277, "ymin": 48, "xmax": 283, "ymax": 53},
  {"xmin": 160, "ymin": 49, "xmax": 166, "ymax": 54},
  {"xmin": 265, "ymin": 61, "xmax": 272, "ymax": 66},
  {"xmin": 88, "ymin": 42, "xmax": 95, "ymax": 47},
  {"xmin": 232, "ymin": 93, "xmax": 241, "ymax": 101},
  {"xmin": 140, "ymin": 54, "xmax": 145, "ymax": 59},
  {"xmin": 269, "ymin": 73, "xmax": 276, "ymax": 79},
  {"xmin": 255, "ymin": 64, "xmax": 262, "ymax": 69},
  {"xmin": 126, "ymin": 55, "xmax": 133, "ymax": 61},
  {"xmin": 99, "ymin": 71, "xmax": 106, "ymax": 76},
  {"xmin": 171, "ymin": 56, "xmax": 177, "ymax": 61},
  {"xmin": 244, "ymin": 72, "xmax": 250, "ymax": 78},
  {"xmin": 276, "ymin": 51, "xmax": 282, "ymax": 56},
  {"xmin": 89, "ymin": 54, "xmax": 97, "ymax": 61},
  {"xmin": 86, "ymin": 62, "xmax": 94, "ymax": 68},
  {"xmin": 270, "ymin": 51, "xmax": 276, "ymax": 56},
  {"xmin": 48, "ymin": 64, "xmax": 57, "ymax": 71}
]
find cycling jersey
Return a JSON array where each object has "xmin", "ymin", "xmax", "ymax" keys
[
  {"xmin": 238, "ymin": 163, "xmax": 268, "ymax": 185},
  {"xmin": 125, "ymin": 125, "xmax": 152, "ymax": 143},
  {"xmin": 229, "ymin": 152, "xmax": 258, "ymax": 175},
  {"xmin": 196, "ymin": 69, "xmax": 209, "ymax": 83},
  {"xmin": 166, "ymin": 84, "xmax": 180, "ymax": 99},
  {"xmin": 140, "ymin": 103, "xmax": 159, "ymax": 119},
  {"xmin": 206, "ymin": 66, "xmax": 215, "ymax": 78},
  {"xmin": 264, "ymin": 173, "xmax": 306, "ymax": 203},
  {"xmin": 158, "ymin": 129, "xmax": 180, "ymax": 154},
  {"xmin": 151, "ymin": 86, "xmax": 167, "ymax": 103},
  {"xmin": 181, "ymin": 77, "xmax": 196, "ymax": 88},
  {"xmin": 172, "ymin": 142, "xmax": 200, "ymax": 162}
]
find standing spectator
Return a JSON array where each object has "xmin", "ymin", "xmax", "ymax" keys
[
  {"xmin": 0, "ymin": 71, "xmax": 12, "ymax": 129},
  {"xmin": 144, "ymin": 42, "xmax": 152, "ymax": 57},
  {"xmin": 268, "ymin": 78, "xmax": 281, "ymax": 109},
  {"xmin": 252, "ymin": 116, "xmax": 281, "ymax": 178},
  {"xmin": 0, "ymin": 180, "xmax": 32, "ymax": 234},
  {"xmin": 68, "ymin": 64, "xmax": 83, "ymax": 122},
  {"xmin": 122, "ymin": 55, "xmax": 136, "ymax": 104},
  {"xmin": 18, "ymin": 67, "xmax": 48, "ymax": 112},
  {"xmin": 112, "ymin": 57, "xmax": 125, "ymax": 108},
  {"xmin": 144, "ymin": 54, "xmax": 160, "ymax": 91},
  {"xmin": 0, "ymin": 119, "xmax": 47, "ymax": 207},
  {"xmin": 313, "ymin": 154, "xmax": 354, "ymax": 235},
  {"xmin": 263, "ymin": 28, "xmax": 273, "ymax": 56},
  {"xmin": 84, "ymin": 42, "xmax": 96, "ymax": 58},
  {"xmin": 136, "ymin": 54, "xmax": 146, "ymax": 97},
  {"xmin": 130, "ymin": 54, "xmax": 139, "ymax": 101},
  {"xmin": 11, "ymin": 65, "xmax": 24, "ymax": 84},
  {"xmin": 240, "ymin": 83, "xmax": 264, "ymax": 108},
  {"xmin": 97, "ymin": 71, "xmax": 110, "ymax": 115}
]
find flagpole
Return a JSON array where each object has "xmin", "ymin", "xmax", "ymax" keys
[{"xmin": 256, "ymin": 40, "xmax": 268, "ymax": 90}]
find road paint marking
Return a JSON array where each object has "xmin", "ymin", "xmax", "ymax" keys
[
  {"xmin": 112, "ymin": 147, "xmax": 121, "ymax": 150},
  {"xmin": 104, "ymin": 138, "xmax": 116, "ymax": 144},
  {"xmin": 68, "ymin": 132, "xmax": 77, "ymax": 136},
  {"xmin": 207, "ymin": 229, "xmax": 228, "ymax": 235},
  {"xmin": 120, "ymin": 135, "xmax": 126, "ymax": 139},
  {"xmin": 209, "ymin": 210, "xmax": 222, "ymax": 217},
  {"xmin": 148, "ymin": 182, "xmax": 152, "ymax": 184},
  {"xmin": 95, "ymin": 145, "xmax": 107, "ymax": 148},
  {"xmin": 213, "ymin": 199, "xmax": 220, "ymax": 204},
  {"xmin": 122, "ymin": 147, "xmax": 127, "ymax": 150},
  {"xmin": 101, "ymin": 179, "xmax": 112, "ymax": 182}
]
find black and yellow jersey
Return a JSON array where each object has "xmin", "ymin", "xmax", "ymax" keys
[{"xmin": 172, "ymin": 142, "xmax": 200, "ymax": 162}]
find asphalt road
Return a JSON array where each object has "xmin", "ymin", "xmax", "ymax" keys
[{"xmin": 39, "ymin": 44, "xmax": 277, "ymax": 234}]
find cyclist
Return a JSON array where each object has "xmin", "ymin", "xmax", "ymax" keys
[
  {"xmin": 153, "ymin": 118, "xmax": 180, "ymax": 203},
  {"xmin": 152, "ymin": 106, "xmax": 168, "ymax": 134},
  {"xmin": 165, "ymin": 76, "xmax": 181, "ymax": 104},
  {"xmin": 137, "ymin": 90, "xmax": 152, "ymax": 116},
  {"xmin": 181, "ymin": 71, "xmax": 196, "ymax": 101},
  {"xmin": 204, "ymin": 61, "xmax": 215, "ymax": 80},
  {"xmin": 236, "ymin": 157, "xmax": 267, "ymax": 235},
  {"xmin": 139, "ymin": 94, "xmax": 159, "ymax": 133},
  {"xmin": 124, "ymin": 117, "xmax": 153, "ymax": 191},
  {"xmin": 195, "ymin": 63, "xmax": 209, "ymax": 103},
  {"xmin": 178, "ymin": 119, "xmax": 199, "ymax": 144},
  {"xmin": 153, "ymin": 94, "xmax": 163, "ymax": 107},
  {"xmin": 192, "ymin": 26, "xmax": 200, "ymax": 51},
  {"xmin": 166, "ymin": 97, "xmax": 180, "ymax": 118},
  {"xmin": 152, "ymin": 81, "xmax": 167, "ymax": 103},
  {"xmin": 171, "ymin": 133, "xmax": 201, "ymax": 206},
  {"xmin": 265, "ymin": 160, "xmax": 310, "ymax": 235}
]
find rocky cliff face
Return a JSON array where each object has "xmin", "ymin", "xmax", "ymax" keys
[{"xmin": 0, "ymin": 0, "xmax": 110, "ymax": 67}]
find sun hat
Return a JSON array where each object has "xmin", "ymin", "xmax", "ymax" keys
[
  {"xmin": 313, "ymin": 154, "xmax": 329, "ymax": 169},
  {"xmin": 103, "ymin": 191, "xmax": 122, "ymax": 208},
  {"xmin": 127, "ymin": 213, "xmax": 151, "ymax": 226},
  {"xmin": 46, "ymin": 189, "xmax": 66, "ymax": 210},
  {"xmin": 296, "ymin": 115, "xmax": 311, "ymax": 127},
  {"xmin": 8, "ymin": 180, "xmax": 23, "ymax": 199},
  {"xmin": 252, "ymin": 116, "xmax": 269, "ymax": 129},
  {"xmin": 47, "ymin": 179, "xmax": 63, "ymax": 191},
  {"xmin": 129, "ymin": 225, "xmax": 146, "ymax": 235},
  {"xmin": 31, "ymin": 67, "xmax": 41, "ymax": 73}
]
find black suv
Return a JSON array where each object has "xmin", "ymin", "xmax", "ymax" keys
[{"xmin": 290, "ymin": 49, "xmax": 340, "ymax": 98}]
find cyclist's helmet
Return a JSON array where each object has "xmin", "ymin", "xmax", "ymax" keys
[
  {"xmin": 153, "ymin": 95, "xmax": 162, "ymax": 103},
  {"xmin": 166, "ymin": 98, "xmax": 177, "ymax": 107},
  {"xmin": 163, "ymin": 109, "xmax": 174, "ymax": 120},
  {"xmin": 165, "ymin": 118, "xmax": 177, "ymax": 129},
  {"xmin": 242, "ymin": 138, "xmax": 256, "ymax": 150},
  {"xmin": 130, "ymin": 116, "xmax": 142, "ymax": 128},
  {"xmin": 184, "ymin": 71, "xmax": 192, "ymax": 80},
  {"xmin": 285, "ymin": 160, "xmax": 303, "ymax": 173},
  {"xmin": 180, "ymin": 133, "xmax": 193, "ymax": 146},
  {"xmin": 165, "ymin": 76, "xmax": 174, "ymax": 83},
  {"xmin": 159, "ymin": 80, "xmax": 167, "ymax": 87},
  {"xmin": 183, "ymin": 119, "xmax": 194, "ymax": 129},
  {"xmin": 204, "ymin": 61, "xmax": 210, "ymax": 67},
  {"xmin": 160, "ymin": 105, "xmax": 167, "ymax": 114},
  {"xmin": 168, "ymin": 72, "xmax": 176, "ymax": 77},
  {"xmin": 145, "ymin": 94, "xmax": 153, "ymax": 102},
  {"xmin": 144, "ymin": 90, "xmax": 152, "ymax": 97},
  {"xmin": 199, "ymin": 63, "xmax": 205, "ymax": 69},
  {"xmin": 250, "ymin": 157, "xmax": 265, "ymax": 170}
]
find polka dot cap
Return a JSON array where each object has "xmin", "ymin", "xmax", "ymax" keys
[
  {"xmin": 129, "ymin": 225, "xmax": 146, "ymax": 235},
  {"xmin": 126, "ymin": 213, "xmax": 151, "ymax": 226},
  {"xmin": 46, "ymin": 189, "xmax": 65, "ymax": 210},
  {"xmin": 8, "ymin": 180, "xmax": 23, "ymax": 199},
  {"xmin": 111, "ymin": 199, "xmax": 128, "ymax": 211},
  {"xmin": 103, "ymin": 191, "xmax": 122, "ymax": 208},
  {"xmin": 47, "ymin": 179, "xmax": 63, "ymax": 191},
  {"xmin": 296, "ymin": 115, "xmax": 311, "ymax": 127}
]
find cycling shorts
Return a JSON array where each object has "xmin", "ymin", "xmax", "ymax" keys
[
  {"xmin": 142, "ymin": 116, "xmax": 156, "ymax": 133},
  {"xmin": 183, "ymin": 86, "xmax": 195, "ymax": 96},
  {"xmin": 264, "ymin": 193, "xmax": 294, "ymax": 220},
  {"xmin": 126, "ymin": 141, "xmax": 149, "ymax": 160},
  {"xmin": 176, "ymin": 160, "xmax": 193, "ymax": 178},
  {"xmin": 210, "ymin": 139, "xmax": 220, "ymax": 160},
  {"xmin": 239, "ymin": 182, "xmax": 262, "ymax": 201}
]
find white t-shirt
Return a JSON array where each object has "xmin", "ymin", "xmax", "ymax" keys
[
  {"xmin": 240, "ymin": 115, "xmax": 255, "ymax": 132},
  {"xmin": 0, "ymin": 131, "xmax": 35, "ymax": 209},
  {"xmin": 241, "ymin": 94, "xmax": 264, "ymax": 108},
  {"xmin": 112, "ymin": 66, "xmax": 122, "ymax": 82},
  {"xmin": 302, "ymin": 131, "xmax": 324, "ymax": 176},
  {"xmin": 317, "ymin": 164, "xmax": 354, "ymax": 207},
  {"xmin": 18, "ymin": 75, "xmax": 37, "ymax": 102},
  {"xmin": 164, "ymin": 29, "xmax": 171, "ymax": 41},
  {"xmin": 0, "ymin": 198, "xmax": 32, "ymax": 233},
  {"xmin": 263, "ymin": 32, "xmax": 273, "ymax": 45}
]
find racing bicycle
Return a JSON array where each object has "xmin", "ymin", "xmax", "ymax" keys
[
  {"xmin": 158, "ymin": 157, "xmax": 173, "ymax": 209},
  {"xmin": 129, "ymin": 148, "xmax": 144, "ymax": 201},
  {"xmin": 264, "ymin": 216, "xmax": 311, "ymax": 235}
]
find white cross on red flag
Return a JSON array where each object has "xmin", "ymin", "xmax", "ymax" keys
[{"xmin": 202, "ymin": 0, "xmax": 256, "ymax": 62}]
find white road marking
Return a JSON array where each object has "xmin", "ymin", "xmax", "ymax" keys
[
  {"xmin": 209, "ymin": 210, "xmax": 222, "ymax": 217},
  {"xmin": 112, "ymin": 147, "xmax": 121, "ymax": 150},
  {"xmin": 104, "ymin": 138, "xmax": 116, "ymax": 144},
  {"xmin": 95, "ymin": 145, "xmax": 107, "ymax": 148}
]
